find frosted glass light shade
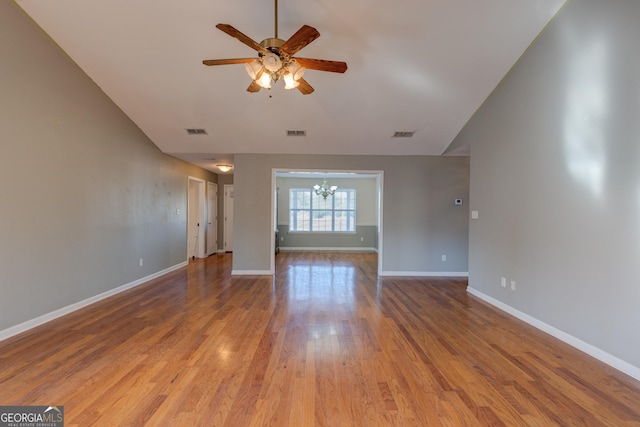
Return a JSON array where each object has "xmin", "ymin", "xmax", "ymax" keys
[
  {"xmin": 244, "ymin": 60, "xmax": 262, "ymax": 80},
  {"xmin": 257, "ymin": 72, "xmax": 272, "ymax": 89}
]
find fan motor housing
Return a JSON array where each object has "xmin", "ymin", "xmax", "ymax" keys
[{"xmin": 260, "ymin": 38, "xmax": 285, "ymax": 49}]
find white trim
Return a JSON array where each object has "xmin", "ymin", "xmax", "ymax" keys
[
  {"xmin": 380, "ymin": 271, "xmax": 469, "ymax": 277},
  {"xmin": 376, "ymin": 172, "xmax": 384, "ymax": 277},
  {"xmin": 205, "ymin": 181, "xmax": 218, "ymax": 257},
  {"xmin": 271, "ymin": 168, "xmax": 384, "ymax": 277},
  {"xmin": 217, "ymin": 250, "xmax": 227, "ymax": 254},
  {"xmin": 223, "ymin": 184, "xmax": 234, "ymax": 253},
  {"xmin": 188, "ymin": 176, "xmax": 206, "ymax": 259},
  {"xmin": 231, "ymin": 270, "xmax": 273, "ymax": 276},
  {"xmin": 280, "ymin": 247, "xmax": 377, "ymax": 252},
  {"xmin": 0, "ymin": 261, "xmax": 187, "ymax": 343},
  {"xmin": 270, "ymin": 174, "xmax": 276, "ymax": 279},
  {"xmin": 467, "ymin": 287, "xmax": 640, "ymax": 382}
]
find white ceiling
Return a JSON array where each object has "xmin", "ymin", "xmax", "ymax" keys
[{"xmin": 16, "ymin": 0, "xmax": 565, "ymax": 173}]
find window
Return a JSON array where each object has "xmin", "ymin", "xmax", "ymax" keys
[{"xmin": 289, "ymin": 188, "xmax": 356, "ymax": 232}]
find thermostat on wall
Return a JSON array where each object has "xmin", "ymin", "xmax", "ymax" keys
[{"xmin": 454, "ymin": 198, "xmax": 463, "ymax": 205}]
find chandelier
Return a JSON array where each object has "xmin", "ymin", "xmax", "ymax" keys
[
  {"xmin": 313, "ymin": 178, "xmax": 337, "ymax": 200},
  {"xmin": 244, "ymin": 48, "xmax": 305, "ymax": 90}
]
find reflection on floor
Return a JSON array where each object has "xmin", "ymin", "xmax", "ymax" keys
[{"xmin": 1, "ymin": 251, "xmax": 639, "ymax": 426}]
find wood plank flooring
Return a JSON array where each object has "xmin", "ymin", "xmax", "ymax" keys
[{"xmin": 1, "ymin": 252, "xmax": 640, "ymax": 426}]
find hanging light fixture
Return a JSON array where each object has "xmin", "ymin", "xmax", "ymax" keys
[
  {"xmin": 313, "ymin": 178, "xmax": 338, "ymax": 199},
  {"xmin": 216, "ymin": 164, "xmax": 233, "ymax": 173}
]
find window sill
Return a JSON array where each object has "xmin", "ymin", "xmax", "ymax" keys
[{"xmin": 288, "ymin": 231, "xmax": 357, "ymax": 235}]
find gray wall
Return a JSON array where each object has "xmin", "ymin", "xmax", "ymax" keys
[
  {"xmin": 234, "ymin": 154, "xmax": 470, "ymax": 274},
  {"xmin": 453, "ymin": 0, "xmax": 640, "ymax": 370},
  {"xmin": 276, "ymin": 176, "xmax": 378, "ymax": 250},
  {"xmin": 0, "ymin": 1, "xmax": 216, "ymax": 331},
  {"xmin": 278, "ymin": 225, "xmax": 378, "ymax": 250}
]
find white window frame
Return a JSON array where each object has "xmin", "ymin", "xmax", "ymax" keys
[{"xmin": 289, "ymin": 188, "xmax": 356, "ymax": 233}]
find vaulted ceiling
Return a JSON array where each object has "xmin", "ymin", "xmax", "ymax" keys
[{"xmin": 16, "ymin": 0, "xmax": 565, "ymax": 172}]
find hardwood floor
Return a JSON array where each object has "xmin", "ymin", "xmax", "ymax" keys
[{"xmin": 1, "ymin": 252, "xmax": 640, "ymax": 426}]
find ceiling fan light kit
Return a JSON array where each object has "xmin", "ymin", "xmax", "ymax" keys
[{"xmin": 202, "ymin": 0, "xmax": 347, "ymax": 94}]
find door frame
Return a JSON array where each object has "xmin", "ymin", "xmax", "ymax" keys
[
  {"xmin": 187, "ymin": 176, "xmax": 206, "ymax": 259},
  {"xmin": 270, "ymin": 169, "xmax": 384, "ymax": 276},
  {"xmin": 206, "ymin": 181, "xmax": 218, "ymax": 256},
  {"xmin": 223, "ymin": 184, "xmax": 234, "ymax": 252}
]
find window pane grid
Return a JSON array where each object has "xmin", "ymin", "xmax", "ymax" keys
[{"xmin": 289, "ymin": 188, "xmax": 356, "ymax": 232}]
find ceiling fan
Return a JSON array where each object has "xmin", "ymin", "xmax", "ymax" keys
[{"xmin": 202, "ymin": 0, "xmax": 347, "ymax": 95}]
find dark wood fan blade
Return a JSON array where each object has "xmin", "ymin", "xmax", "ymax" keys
[
  {"xmin": 247, "ymin": 81, "xmax": 261, "ymax": 93},
  {"xmin": 280, "ymin": 25, "xmax": 320, "ymax": 56},
  {"xmin": 203, "ymin": 58, "xmax": 255, "ymax": 66},
  {"xmin": 216, "ymin": 23, "xmax": 268, "ymax": 53},
  {"xmin": 296, "ymin": 77, "xmax": 314, "ymax": 95},
  {"xmin": 294, "ymin": 58, "xmax": 348, "ymax": 73}
]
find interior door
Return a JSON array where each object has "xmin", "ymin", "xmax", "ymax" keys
[
  {"xmin": 224, "ymin": 185, "xmax": 234, "ymax": 252},
  {"xmin": 207, "ymin": 182, "xmax": 217, "ymax": 255}
]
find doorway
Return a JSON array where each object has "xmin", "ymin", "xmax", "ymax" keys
[
  {"xmin": 270, "ymin": 169, "xmax": 384, "ymax": 276},
  {"xmin": 206, "ymin": 182, "xmax": 218, "ymax": 256},
  {"xmin": 224, "ymin": 184, "xmax": 234, "ymax": 252},
  {"xmin": 187, "ymin": 176, "xmax": 206, "ymax": 260}
]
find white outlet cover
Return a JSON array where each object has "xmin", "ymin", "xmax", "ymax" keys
[{"xmin": 471, "ymin": 210, "xmax": 479, "ymax": 219}]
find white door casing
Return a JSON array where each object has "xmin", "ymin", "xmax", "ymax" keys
[
  {"xmin": 206, "ymin": 182, "xmax": 217, "ymax": 256},
  {"xmin": 224, "ymin": 185, "xmax": 234, "ymax": 252},
  {"xmin": 188, "ymin": 176, "xmax": 206, "ymax": 259}
]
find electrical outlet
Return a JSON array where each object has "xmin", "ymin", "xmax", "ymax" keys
[
  {"xmin": 176, "ymin": 208, "xmax": 181, "ymax": 215},
  {"xmin": 441, "ymin": 254, "xmax": 447, "ymax": 262},
  {"xmin": 511, "ymin": 280, "xmax": 516, "ymax": 290},
  {"xmin": 501, "ymin": 277, "xmax": 506, "ymax": 287},
  {"xmin": 280, "ymin": 237, "xmax": 284, "ymax": 242},
  {"xmin": 139, "ymin": 258, "xmax": 144, "ymax": 267},
  {"xmin": 360, "ymin": 237, "xmax": 364, "ymax": 242}
]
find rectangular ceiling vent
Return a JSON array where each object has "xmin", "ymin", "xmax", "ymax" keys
[
  {"xmin": 393, "ymin": 131, "xmax": 415, "ymax": 138},
  {"xmin": 185, "ymin": 128, "xmax": 208, "ymax": 135},
  {"xmin": 286, "ymin": 130, "xmax": 306, "ymax": 137}
]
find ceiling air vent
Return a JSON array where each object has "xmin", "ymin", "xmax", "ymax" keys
[
  {"xmin": 185, "ymin": 128, "xmax": 208, "ymax": 135},
  {"xmin": 393, "ymin": 131, "xmax": 415, "ymax": 138},
  {"xmin": 286, "ymin": 130, "xmax": 306, "ymax": 137}
]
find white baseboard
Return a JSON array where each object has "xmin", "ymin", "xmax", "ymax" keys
[
  {"xmin": 467, "ymin": 286, "xmax": 640, "ymax": 382},
  {"xmin": 380, "ymin": 271, "xmax": 469, "ymax": 277},
  {"xmin": 231, "ymin": 270, "xmax": 274, "ymax": 276},
  {"xmin": 279, "ymin": 247, "xmax": 378, "ymax": 252},
  {"xmin": 0, "ymin": 261, "xmax": 188, "ymax": 343}
]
